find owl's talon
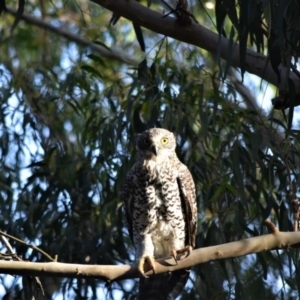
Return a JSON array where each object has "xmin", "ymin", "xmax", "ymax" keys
[
  {"xmin": 171, "ymin": 245, "xmax": 193, "ymax": 262},
  {"xmin": 137, "ymin": 255, "xmax": 156, "ymax": 277},
  {"xmin": 171, "ymin": 249, "xmax": 178, "ymax": 264},
  {"xmin": 180, "ymin": 245, "xmax": 193, "ymax": 257}
]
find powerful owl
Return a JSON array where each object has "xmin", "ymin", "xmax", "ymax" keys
[{"xmin": 121, "ymin": 128, "xmax": 197, "ymax": 299}]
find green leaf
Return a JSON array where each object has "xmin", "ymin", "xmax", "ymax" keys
[
  {"xmin": 81, "ymin": 65, "xmax": 103, "ymax": 79},
  {"xmin": 87, "ymin": 54, "xmax": 106, "ymax": 67}
]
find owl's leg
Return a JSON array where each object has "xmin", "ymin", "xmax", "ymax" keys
[
  {"xmin": 171, "ymin": 245, "xmax": 193, "ymax": 264},
  {"xmin": 137, "ymin": 255, "xmax": 156, "ymax": 277}
]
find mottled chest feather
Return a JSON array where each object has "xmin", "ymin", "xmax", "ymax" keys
[{"xmin": 141, "ymin": 156, "xmax": 178, "ymax": 182}]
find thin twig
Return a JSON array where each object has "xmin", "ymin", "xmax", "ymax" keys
[
  {"xmin": 292, "ymin": 199, "xmax": 300, "ymax": 231},
  {"xmin": 0, "ymin": 230, "xmax": 55, "ymax": 262},
  {"xmin": 264, "ymin": 219, "xmax": 279, "ymax": 234},
  {"xmin": 0, "ymin": 253, "xmax": 19, "ymax": 260},
  {"xmin": 286, "ymin": 162, "xmax": 300, "ymax": 231},
  {"xmin": 161, "ymin": 0, "xmax": 198, "ymax": 25},
  {"xmin": 0, "ymin": 235, "xmax": 14, "ymax": 253},
  {"xmin": 0, "ymin": 229, "xmax": 45, "ymax": 296},
  {"xmin": 5, "ymin": 7, "xmax": 140, "ymax": 66}
]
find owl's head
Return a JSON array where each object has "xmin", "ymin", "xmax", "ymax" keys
[{"xmin": 136, "ymin": 128, "xmax": 176, "ymax": 158}]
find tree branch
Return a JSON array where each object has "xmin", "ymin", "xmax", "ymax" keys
[
  {"xmin": 5, "ymin": 7, "xmax": 140, "ymax": 66},
  {"xmin": 0, "ymin": 230, "xmax": 55, "ymax": 262},
  {"xmin": 91, "ymin": 0, "xmax": 300, "ymax": 95},
  {"xmin": 0, "ymin": 229, "xmax": 45, "ymax": 296},
  {"xmin": 1, "ymin": 230, "xmax": 300, "ymax": 281}
]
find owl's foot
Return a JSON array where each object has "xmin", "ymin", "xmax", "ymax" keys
[
  {"xmin": 137, "ymin": 255, "xmax": 156, "ymax": 277},
  {"xmin": 171, "ymin": 245, "xmax": 193, "ymax": 264}
]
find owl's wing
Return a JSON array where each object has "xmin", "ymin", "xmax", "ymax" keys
[
  {"xmin": 121, "ymin": 168, "xmax": 134, "ymax": 244},
  {"xmin": 177, "ymin": 165, "xmax": 197, "ymax": 248}
]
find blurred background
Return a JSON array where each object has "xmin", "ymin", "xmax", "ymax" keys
[{"xmin": 1, "ymin": 0, "xmax": 300, "ymax": 299}]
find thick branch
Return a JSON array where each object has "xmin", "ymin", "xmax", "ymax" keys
[
  {"xmin": 5, "ymin": 7, "xmax": 139, "ymax": 66},
  {"xmin": 92, "ymin": 0, "xmax": 300, "ymax": 94},
  {"xmin": 0, "ymin": 231, "xmax": 299, "ymax": 281}
]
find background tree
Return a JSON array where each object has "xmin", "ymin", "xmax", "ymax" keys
[{"xmin": 1, "ymin": 0, "xmax": 300, "ymax": 299}]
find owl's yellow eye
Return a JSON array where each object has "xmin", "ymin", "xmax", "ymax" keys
[
  {"xmin": 143, "ymin": 138, "xmax": 151, "ymax": 145},
  {"xmin": 161, "ymin": 138, "xmax": 169, "ymax": 145}
]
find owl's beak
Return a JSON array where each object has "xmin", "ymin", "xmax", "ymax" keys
[{"xmin": 151, "ymin": 144, "xmax": 158, "ymax": 156}]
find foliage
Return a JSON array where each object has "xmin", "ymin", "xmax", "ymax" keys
[{"xmin": 0, "ymin": 0, "xmax": 300, "ymax": 299}]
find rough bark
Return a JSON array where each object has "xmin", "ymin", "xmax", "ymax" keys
[{"xmin": 91, "ymin": 0, "xmax": 300, "ymax": 98}]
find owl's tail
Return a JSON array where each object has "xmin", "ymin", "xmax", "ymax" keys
[{"xmin": 138, "ymin": 269, "xmax": 190, "ymax": 300}]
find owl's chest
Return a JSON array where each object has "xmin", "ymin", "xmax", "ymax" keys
[
  {"xmin": 142, "ymin": 159, "xmax": 177, "ymax": 182},
  {"xmin": 133, "ymin": 160, "xmax": 180, "ymax": 210},
  {"xmin": 134, "ymin": 161, "xmax": 183, "ymax": 240},
  {"xmin": 138, "ymin": 161, "xmax": 179, "ymax": 208}
]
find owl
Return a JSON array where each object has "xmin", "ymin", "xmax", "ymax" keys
[{"xmin": 121, "ymin": 128, "xmax": 197, "ymax": 299}]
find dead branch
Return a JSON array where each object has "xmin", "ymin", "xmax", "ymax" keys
[{"xmin": 0, "ymin": 231, "xmax": 300, "ymax": 281}]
